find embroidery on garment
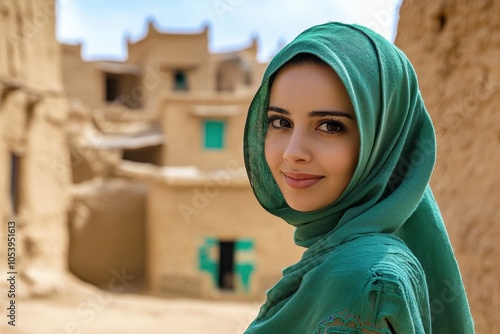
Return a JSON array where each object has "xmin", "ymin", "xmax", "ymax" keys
[{"xmin": 315, "ymin": 309, "xmax": 392, "ymax": 334}]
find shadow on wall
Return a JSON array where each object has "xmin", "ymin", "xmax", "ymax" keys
[{"xmin": 68, "ymin": 178, "xmax": 147, "ymax": 291}]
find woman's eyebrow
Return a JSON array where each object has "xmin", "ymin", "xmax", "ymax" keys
[
  {"xmin": 309, "ymin": 111, "xmax": 354, "ymax": 120},
  {"xmin": 267, "ymin": 106, "xmax": 355, "ymax": 121},
  {"xmin": 267, "ymin": 106, "xmax": 289, "ymax": 114}
]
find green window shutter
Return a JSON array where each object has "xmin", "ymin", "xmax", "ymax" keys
[
  {"xmin": 203, "ymin": 120, "xmax": 225, "ymax": 149},
  {"xmin": 235, "ymin": 239, "xmax": 255, "ymax": 293}
]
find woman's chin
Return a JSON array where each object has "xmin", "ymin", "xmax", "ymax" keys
[{"xmin": 287, "ymin": 201, "xmax": 324, "ymax": 212}]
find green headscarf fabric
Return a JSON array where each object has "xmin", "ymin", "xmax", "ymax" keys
[{"xmin": 243, "ymin": 22, "xmax": 474, "ymax": 333}]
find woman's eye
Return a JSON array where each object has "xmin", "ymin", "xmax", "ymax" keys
[
  {"xmin": 317, "ymin": 121, "xmax": 346, "ymax": 133},
  {"xmin": 268, "ymin": 116, "xmax": 291, "ymax": 129}
]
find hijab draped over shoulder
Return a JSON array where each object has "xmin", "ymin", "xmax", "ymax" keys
[{"xmin": 244, "ymin": 22, "xmax": 474, "ymax": 333}]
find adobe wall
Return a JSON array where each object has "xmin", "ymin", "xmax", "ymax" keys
[
  {"xmin": 127, "ymin": 24, "xmax": 215, "ymax": 109},
  {"xmin": 147, "ymin": 178, "xmax": 302, "ymax": 300},
  {"xmin": 148, "ymin": 92, "xmax": 304, "ymax": 299},
  {"xmin": 160, "ymin": 94, "xmax": 250, "ymax": 169},
  {"xmin": 68, "ymin": 178, "xmax": 147, "ymax": 288},
  {"xmin": 212, "ymin": 37, "xmax": 265, "ymax": 94},
  {"xmin": 395, "ymin": 1, "xmax": 500, "ymax": 332},
  {"xmin": 0, "ymin": 0, "xmax": 74, "ymax": 297},
  {"xmin": 61, "ymin": 44, "xmax": 103, "ymax": 109}
]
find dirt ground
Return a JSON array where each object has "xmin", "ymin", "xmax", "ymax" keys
[{"xmin": 1, "ymin": 292, "xmax": 260, "ymax": 334}]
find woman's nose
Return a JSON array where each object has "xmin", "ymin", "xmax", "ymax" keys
[{"xmin": 283, "ymin": 129, "xmax": 312, "ymax": 164}]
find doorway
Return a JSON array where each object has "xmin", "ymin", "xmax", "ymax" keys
[{"xmin": 218, "ymin": 240, "xmax": 235, "ymax": 291}]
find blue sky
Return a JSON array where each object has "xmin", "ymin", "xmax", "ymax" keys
[{"xmin": 56, "ymin": 0, "xmax": 401, "ymax": 63}]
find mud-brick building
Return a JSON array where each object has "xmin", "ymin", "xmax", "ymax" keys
[
  {"xmin": 138, "ymin": 94, "xmax": 303, "ymax": 299},
  {"xmin": 116, "ymin": 93, "xmax": 304, "ymax": 300},
  {"xmin": 62, "ymin": 20, "xmax": 265, "ymax": 111},
  {"xmin": 61, "ymin": 20, "xmax": 266, "ymax": 178},
  {"xmin": 62, "ymin": 20, "xmax": 302, "ymax": 299}
]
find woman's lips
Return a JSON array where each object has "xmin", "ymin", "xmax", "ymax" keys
[{"xmin": 282, "ymin": 171, "xmax": 324, "ymax": 189}]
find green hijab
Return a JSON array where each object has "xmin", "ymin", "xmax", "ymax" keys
[{"xmin": 244, "ymin": 22, "xmax": 474, "ymax": 333}]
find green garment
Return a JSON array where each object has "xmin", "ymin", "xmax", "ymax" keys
[{"xmin": 243, "ymin": 22, "xmax": 474, "ymax": 333}]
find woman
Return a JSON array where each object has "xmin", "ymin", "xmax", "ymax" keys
[{"xmin": 243, "ymin": 22, "xmax": 474, "ymax": 333}]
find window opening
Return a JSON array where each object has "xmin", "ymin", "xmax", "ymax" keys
[
  {"xmin": 105, "ymin": 74, "xmax": 119, "ymax": 102},
  {"xmin": 173, "ymin": 70, "xmax": 188, "ymax": 91},
  {"xmin": 9, "ymin": 153, "xmax": 21, "ymax": 215}
]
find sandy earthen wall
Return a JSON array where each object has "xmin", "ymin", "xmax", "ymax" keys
[
  {"xmin": 68, "ymin": 179, "xmax": 147, "ymax": 288},
  {"xmin": 148, "ymin": 94, "xmax": 303, "ymax": 299},
  {"xmin": 160, "ymin": 95, "xmax": 250, "ymax": 169},
  {"xmin": 148, "ymin": 182, "xmax": 302, "ymax": 300},
  {"xmin": 127, "ymin": 25, "xmax": 215, "ymax": 110},
  {"xmin": 61, "ymin": 44, "xmax": 103, "ymax": 109},
  {"xmin": 396, "ymin": 1, "xmax": 500, "ymax": 332},
  {"xmin": 0, "ymin": 0, "xmax": 72, "ymax": 297}
]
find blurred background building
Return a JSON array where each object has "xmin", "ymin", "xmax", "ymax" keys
[{"xmin": 62, "ymin": 18, "xmax": 302, "ymax": 299}]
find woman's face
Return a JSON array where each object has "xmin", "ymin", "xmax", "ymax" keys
[{"xmin": 265, "ymin": 63, "xmax": 360, "ymax": 212}]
